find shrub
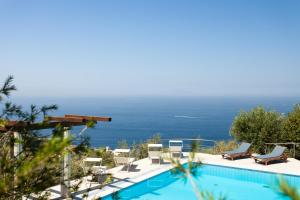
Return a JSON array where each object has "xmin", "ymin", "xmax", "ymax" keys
[
  {"xmin": 86, "ymin": 148, "xmax": 115, "ymax": 168},
  {"xmin": 131, "ymin": 134, "xmax": 161, "ymax": 159},
  {"xmin": 282, "ymin": 104, "xmax": 300, "ymax": 158},
  {"xmin": 116, "ymin": 140, "xmax": 129, "ymax": 149},
  {"xmin": 203, "ymin": 140, "xmax": 238, "ymax": 155},
  {"xmin": 230, "ymin": 106, "xmax": 284, "ymax": 153}
]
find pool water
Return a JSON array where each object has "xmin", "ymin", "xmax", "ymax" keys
[{"xmin": 102, "ymin": 164, "xmax": 300, "ymax": 200}]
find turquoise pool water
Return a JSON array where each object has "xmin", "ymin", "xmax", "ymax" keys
[{"xmin": 102, "ymin": 164, "xmax": 300, "ymax": 200}]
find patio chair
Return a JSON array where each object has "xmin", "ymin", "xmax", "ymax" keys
[
  {"xmin": 148, "ymin": 144, "xmax": 163, "ymax": 164},
  {"xmin": 82, "ymin": 157, "xmax": 107, "ymax": 182},
  {"xmin": 169, "ymin": 140, "xmax": 183, "ymax": 158},
  {"xmin": 253, "ymin": 145, "xmax": 287, "ymax": 165},
  {"xmin": 221, "ymin": 142, "xmax": 251, "ymax": 160},
  {"xmin": 113, "ymin": 149, "xmax": 135, "ymax": 172}
]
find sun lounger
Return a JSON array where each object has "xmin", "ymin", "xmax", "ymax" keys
[
  {"xmin": 253, "ymin": 145, "xmax": 287, "ymax": 165},
  {"xmin": 113, "ymin": 149, "xmax": 135, "ymax": 172},
  {"xmin": 148, "ymin": 144, "xmax": 163, "ymax": 164},
  {"xmin": 169, "ymin": 140, "xmax": 183, "ymax": 158},
  {"xmin": 221, "ymin": 142, "xmax": 251, "ymax": 160}
]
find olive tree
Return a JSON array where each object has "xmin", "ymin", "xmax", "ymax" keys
[
  {"xmin": 282, "ymin": 104, "xmax": 300, "ymax": 158},
  {"xmin": 230, "ymin": 106, "xmax": 284, "ymax": 153}
]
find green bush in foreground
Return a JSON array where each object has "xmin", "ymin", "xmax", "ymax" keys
[{"xmin": 0, "ymin": 76, "xmax": 92, "ymax": 199}]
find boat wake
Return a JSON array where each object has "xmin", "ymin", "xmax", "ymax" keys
[{"xmin": 174, "ymin": 115, "xmax": 200, "ymax": 119}]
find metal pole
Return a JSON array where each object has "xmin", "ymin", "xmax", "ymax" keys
[{"xmin": 61, "ymin": 128, "xmax": 71, "ymax": 199}]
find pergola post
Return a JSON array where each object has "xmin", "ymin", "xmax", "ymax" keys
[
  {"xmin": 61, "ymin": 127, "xmax": 72, "ymax": 199},
  {"xmin": 13, "ymin": 131, "xmax": 22, "ymax": 158},
  {"xmin": 8, "ymin": 131, "xmax": 23, "ymax": 198}
]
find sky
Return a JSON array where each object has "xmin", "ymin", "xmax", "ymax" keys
[{"xmin": 0, "ymin": 0, "xmax": 300, "ymax": 97}]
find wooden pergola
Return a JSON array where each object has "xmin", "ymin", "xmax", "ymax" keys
[
  {"xmin": 0, "ymin": 114, "xmax": 112, "ymax": 199},
  {"xmin": 0, "ymin": 114, "xmax": 111, "ymax": 132}
]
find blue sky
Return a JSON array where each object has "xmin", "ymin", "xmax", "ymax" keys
[{"xmin": 0, "ymin": 0, "xmax": 299, "ymax": 97}]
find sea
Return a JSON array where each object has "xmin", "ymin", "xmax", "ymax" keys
[{"xmin": 12, "ymin": 96, "xmax": 300, "ymax": 148}]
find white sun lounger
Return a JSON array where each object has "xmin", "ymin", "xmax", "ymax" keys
[
  {"xmin": 169, "ymin": 140, "xmax": 183, "ymax": 158},
  {"xmin": 148, "ymin": 144, "xmax": 163, "ymax": 164}
]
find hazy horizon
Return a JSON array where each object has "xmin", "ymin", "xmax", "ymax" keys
[{"xmin": 8, "ymin": 95, "xmax": 300, "ymax": 101}]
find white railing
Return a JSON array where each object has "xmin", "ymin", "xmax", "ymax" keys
[{"xmin": 161, "ymin": 138, "xmax": 217, "ymax": 152}]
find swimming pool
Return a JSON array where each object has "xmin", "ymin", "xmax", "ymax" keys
[{"xmin": 102, "ymin": 164, "xmax": 300, "ymax": 200}]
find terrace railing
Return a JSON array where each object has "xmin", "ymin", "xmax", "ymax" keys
[
  {"xmin": 265, "ymin": 142, "xmax": 300, "ymax": 158},
  {"xmin": 161, "ymin": 138, "xmax": 217, "ymax": 152}
]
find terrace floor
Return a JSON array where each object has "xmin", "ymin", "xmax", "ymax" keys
[{"xmin": 32, "ymin": 153, "xmax": 300, "ymax": 200}]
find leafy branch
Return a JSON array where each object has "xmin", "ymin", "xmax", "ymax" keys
[{"xmin": 0, "ymin": 75, "xmax": 16, "ymax": 101}]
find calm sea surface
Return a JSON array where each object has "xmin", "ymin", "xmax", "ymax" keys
[{"xmin": 13, "ymin": 97, "xmax": 300, "ymax": 148}]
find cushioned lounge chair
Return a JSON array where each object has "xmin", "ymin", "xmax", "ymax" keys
[
  {"xmin": 253, "ymin": 145, "xmax": 287, "ymax": 165},
  {"xmin": 221, "ymin": 142, "xmax": 251, "ymax": 160}
]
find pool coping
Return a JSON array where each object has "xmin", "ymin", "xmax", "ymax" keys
[
  {"xmin": 78, "ymin": 153, "xmax": 300, "ymax": 199},
  {"xmin": 202, "ymin": 163, "xmax": 300, "ymax": 178},
  {"xmin": 75, "ymin": 159, "xmax": 188, "ymax": 199},
  {"xmin": 197, "ymin": 153, "xmax": 300, "ymax": 177},
  {"xmin": 96, "ymin": 164, "xmax": 300, "ymax": 200}
]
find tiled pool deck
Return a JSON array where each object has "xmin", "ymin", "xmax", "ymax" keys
[{"xmin": 38, "ymin": 153, "xmax": 300, "ymax": 199}]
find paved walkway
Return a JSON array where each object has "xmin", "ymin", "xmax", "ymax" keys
[
  {"xmin": 33, "ymin": 153, "xmax": 300, "ymax": 199},
  {"xmin": 196, "ymin": 153, "xmax": 300, "ymax": 176}
]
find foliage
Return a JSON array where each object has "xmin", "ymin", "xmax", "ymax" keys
[
  {"xmin": 111, "ymin": 191, "xmax": 121, "ymax": 200},
  {"xmin": 0, "ymin": 76, "xmax": 16, "ymax": 101},
  {"xmin": 202, "ymin": 140, "xmax": 238, "ymax": 155},
  {"xmin": 117, "ymin": 139, "xmax": 129, "ymax": 149},
  {"xmin": 0, "ymin": 76, "xmax": 92, "ymax": 199},
  {"xmin": 131, "ymin": 133, "xmax": 161, "ymax": 159},
  {"xmin": 230, "ymin": 105, "xmax": 300, "ymax": 158},
  {"xmin": 230, "ymin": 106, "xmax": 284, "ymax": 153},
  {"xmin": 86, "ymin": 147, "xmax": 116, "ymax": 168},
  {"xmin": 115, "ymin": 134, "xmax": 162, "ymax": 161},
  {"xmin": 277, "ymin": 178, "xmax": 300, "ymax": 200},
  {"xmin": 0, "ymin": 135, "xmax": 71, "ymax": 199},
  {"xmin": 170, "ymin": 140, "xmax": 226, "ymax": 200},
  {"xmin": 282, "ymin": 104, "xmax": 300, "ymax": 158}
]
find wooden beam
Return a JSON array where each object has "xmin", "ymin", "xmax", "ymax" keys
[
  {"xmin": 5, "ymin": 121, "xmax": 30, "ymax": 127},
  {"xmin": 0, "ymin": 121, "xmax": 87, "ymax": 132},
  {"xmin": 30, "ymin": 122, "xmax": 87, "ymax": 129},
  {"xmin": 64, "ymin": 114, "xmax": 112, "ymax": 122},
  {"xmin": 0, "ymin": 113, "xmax": 112, "ymax": 133},
  {"xmin": 45, "ymin": 116, "xmax": 85, "ymax": 123}
]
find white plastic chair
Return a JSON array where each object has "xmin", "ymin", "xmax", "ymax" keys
[
  {"xmin": 82, "ymin": 157, "xmax": 107, "ymax": 182},
  {"xmin": 169, "ymin": 140, "xmax": 183, "ymax": 158},
  {"xmin": 148, "ymin": 144, "xmax": 163, "ymax": 164},
  {"xmin": 113, "ymin": 149, "xmax": 135, "ymax": 172}
]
